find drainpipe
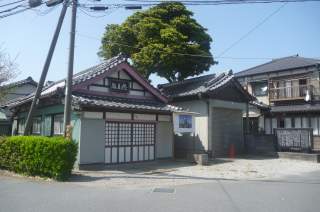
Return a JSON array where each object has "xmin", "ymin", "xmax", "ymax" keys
[{"xmin": 198, "ymin": 92, "xmax": 211, "ymax": 157}]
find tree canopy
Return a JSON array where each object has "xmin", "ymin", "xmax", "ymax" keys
[{"xmin": 97, "ymin": 1, "xmax": 217, "ymax": 82}]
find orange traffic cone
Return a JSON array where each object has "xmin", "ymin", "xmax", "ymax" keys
[{"xmin": 229, "ymin": 144, "xmax": 235, "ymax": 158}]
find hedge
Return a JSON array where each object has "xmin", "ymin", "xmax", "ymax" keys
[{"xmin": 0, "ymin": 136, "xmax": 78, "ymax": 181}]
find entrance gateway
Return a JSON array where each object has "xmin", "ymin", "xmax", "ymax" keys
[{"xmin": 104, "ymin": 121, "xmax": 156, "ymax": 164}]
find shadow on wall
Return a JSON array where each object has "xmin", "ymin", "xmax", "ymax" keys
[{"xmin": 174, "ymin": 133, "xmax": 207, "ymax": 156}]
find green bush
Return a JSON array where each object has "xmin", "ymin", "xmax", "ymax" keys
[{"xmin": 0, "ymin": 136, "xmax": 78, "ymax": 181}]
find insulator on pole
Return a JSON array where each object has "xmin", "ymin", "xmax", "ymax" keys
[
  {"xmin": 29, "ymin": 0, "xmax": 42, "ymax": 8},
  {"xmin": 125, "ymin": 6, "xmax": 142, "ymax": 10},
  {"xmin": 46, "ymin": 0, "xmax": 63, "ymax": 7},
  {"xmin": 90, "ymin": 6, "xmax": 108, "ymax": 11}
]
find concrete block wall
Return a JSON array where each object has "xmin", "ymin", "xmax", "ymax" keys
[
  {"xmin": 244, "ymin": 134, "xmax": 275, "ymax": 154},
  {"xmin": 313, "ymin": 136, "xmax": 320, "ymax": 149}
]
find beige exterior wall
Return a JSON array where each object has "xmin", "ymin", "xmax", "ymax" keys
[{"xmin": 171, "ymin": 100, "xmax": 209, "ymax": 151}]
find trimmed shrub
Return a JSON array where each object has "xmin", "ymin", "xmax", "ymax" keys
[{"xmin": 0, "ymin": 136, "xmax": 78, "ymax": 181}]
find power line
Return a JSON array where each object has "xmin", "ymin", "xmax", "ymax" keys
[
  {"xmin": 215, "ymin": 2, "xmax": 288, "ymax": 59},
  {"xmin": 0, "ymin": 7, "xmax": 30, "ymax": 19},
  {"xmin": 0, "ymin": 0, "xmax": 26, "ymax": 8},
  {"xmin": 71, "ymin": 32, "xmax": 320, "ymax": 60}
]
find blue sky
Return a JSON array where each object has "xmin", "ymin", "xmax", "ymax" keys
[{"xmin": 1, "ymin": 0, "xmax": 319, "ymax": 87}]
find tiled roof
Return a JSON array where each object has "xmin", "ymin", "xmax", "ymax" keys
[
  {"xmin": 235, "ymin": 55, "xmax": 320, "ymax": 77},
  {"xmin": 269, "ymin": 102, "xmax": 320, "ymax": 113},
  {"xmin": 6, "ymin": 76, "xmax": 38, "ymax": 87},
  {"xmin": 3, "ymin": 53, "xmax": 164, "ymax": 109},
  {"xmin": 71, "ymin": 94, "xmax": 185, "ymax": 112},
  {"xmin": 250, "ymin": 100, "xmax": 271, "ymax": 109},
  {"xmin": 158, "ymin": 70, "xmax": 235, "ymax": 98}
]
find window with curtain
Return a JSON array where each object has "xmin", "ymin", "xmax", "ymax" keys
[
  {"xmin": 254, "ymin": 83, "xmax": 268, "ymax": 96},
  {"xmin": 278, "ymin": 81, "xmax": 285, "ymax": 98},
  {"xmin": 302, "ymin": 117, "xmax": 309, "ymax": 128},
  {"xmin": 54, "ymin": 114, "xmax": 64, "ymax": 135},
  {"xmin": 292, "ymin": 80, "xmax": 299, "ymax": 97},
  {"xmin": 285, "ymin": 81, "xmax": 292, "ymax": 98},
  {"xmin": 294, "ymin": 118, "xmax": 301, "ymax": 128},
  {"xmin": 32, "ymin": 117, "xmax": 41, "ymax": 134},
  {"xmin": 284, "ymin": 118, "xmax": 292, "ymax": 128}
]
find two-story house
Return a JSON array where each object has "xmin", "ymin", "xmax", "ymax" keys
[
  {"xmin": 0, "ymin": 77, "xmax": 38, "ymax": 136},
  {"xmin": 235, "ymin": 55, "xmax": 320, "ymax": 149}
]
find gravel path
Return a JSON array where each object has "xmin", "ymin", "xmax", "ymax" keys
[{"xmin": 65, "ymin": 156, "xmax": 320, "ymax": 188}]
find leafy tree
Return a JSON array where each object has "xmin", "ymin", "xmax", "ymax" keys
[
  {"xmin": 98, "ymin": 1, "xmax": 217, "ymax": 82},
  {"xmin": 0, "ymin": 44, "xmax": 20, "ymax": 102}
]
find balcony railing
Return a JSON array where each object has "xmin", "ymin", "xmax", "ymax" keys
[{"xmin": 269, "ymin": 85, "xmax": 313, "ymax": 101}]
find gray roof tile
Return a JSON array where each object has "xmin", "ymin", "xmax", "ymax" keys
[
  {"xmin": 235, "ymin": 55, "xmax": 320, "ymax": 77},
  {"xmin": 269, "ymin": 102, "xmax": 320, "ymax": 113},
  {"xmin": 250, "ymin": 100, "xmax": 271, "ymax": 109},
  {"xmin": 71, "ymin": 94, "xmax": 185, "ymax": 112},
  {"xmin": 158, "ymin": 70, "xmax": 234, "ymax": 98},
  {"xmin": 4, "ymin": 53, "xmax": 166, "ymax": 108},
  {"xmin": 6, "ymin": 76, "xmax": 38, "ymax": 87}
]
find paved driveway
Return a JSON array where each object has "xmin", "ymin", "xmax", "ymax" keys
[
  {"xmin": 1, "ymin": 168, "xmax": 320, "ymax": 212},
  {"xmin": 65, "ymin": 155, "xmax": 320, "ymax": 188}
]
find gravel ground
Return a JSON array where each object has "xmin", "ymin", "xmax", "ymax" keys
[
  {"xmin": 65, "ymin": 155, "xmax": 320, "ymax": 188},
  {"xmin": 1, "ymin": 155, "xmax": 318, "ymax": 188}
]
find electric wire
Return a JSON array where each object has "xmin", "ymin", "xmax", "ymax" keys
[
  {"xmin": 71, "ymin": 31, "xmax": 320, "ymax": 60},
  {"xmin": 0, "ymin": 0, "xmax": 26, "ymax": 8},
  {"xmin": 215, "ymin": 2, "xmax": 288, "ymax": 59}
]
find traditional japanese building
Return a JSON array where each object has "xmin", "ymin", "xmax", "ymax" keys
[{"xmin": 7, "ymin": 53, "xmax": 187, "ymax": 168}]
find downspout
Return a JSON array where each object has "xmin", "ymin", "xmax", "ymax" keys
[{"xmin": 198, "ymin": 92, "xmax": 211, "ymax": 157}]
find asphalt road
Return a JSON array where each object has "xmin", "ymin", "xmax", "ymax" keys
[{"xmin": 1, "ymin": 170, "xmax": 320, "ymax": 212}]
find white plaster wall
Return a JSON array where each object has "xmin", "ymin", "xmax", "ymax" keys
[
  {"xmin": 95, "ymin": 79, "xmax": 104, "ymax": 85},
  {"xmin": 130, "ymin": 90, "xmax": 144, "ymax": 96},
  {"xmin": 132, "ymin": 82, "xmax": 143, "ymax": 89},
  {"xmin": 145, "ymin": 92, "xmax": 153, "ymax": 97},
  {"xmin": 119, "ymin": 70, "xmax": 131, "ymax": 80},
  {"xmin": 14, "ymin": 84, "xmax": 36, "ymax": 95},
  {"xmin": 105, "ymin": 112, "xmax": 131, "ymax": 120},
  {"xmin": 134, "ymin": 114, "xmax": 156, "ymax": 121},
  {"xmin": 156, "ymin": 122, "xmax": 173, "ymax": 158},
  {"xmin": 89, "ymin": 86, "xmax": 108, "ymax": 92},
  {"xmin": 108, "ymin": 72, "xmax": 118, "ymax": 78},
  {"xmin": 84, "ymin": 112, "xmax": 103, "ymax": 119},
  {"xmin": 158, "ymin": 115, "xmax": 171, "ymax": 122},
  {"xmin": 256, "ymin": 95, "xmax": 269, "ymax": 105}
]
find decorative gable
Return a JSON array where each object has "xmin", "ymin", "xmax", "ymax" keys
[{"xmin": 72, "ymin": 60, "xmax": 168, "ymax": 103}]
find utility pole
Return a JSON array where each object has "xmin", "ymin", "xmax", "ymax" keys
[
  {"xmin": 63, "ymin": 0, "xmax": 77, "ymax": 137},
  {"xmin": 24, "ymin": 0, "xmax": 69, "ymax": 135}
]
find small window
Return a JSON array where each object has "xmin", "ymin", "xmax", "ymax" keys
[
  {"xmin": 18, "ymin": 119, "xmax": 25, "ymax": 134},
  {"xmin": 32, "ymin": 117, "xmax": 41, "ymax": 134},
  {"xmin": 254, "ymin": 83, "xmax": 268, "ymax": 96},
  {"xmin": 54, "ymin": 114, "xmax": 64, "ymax": 135}
]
